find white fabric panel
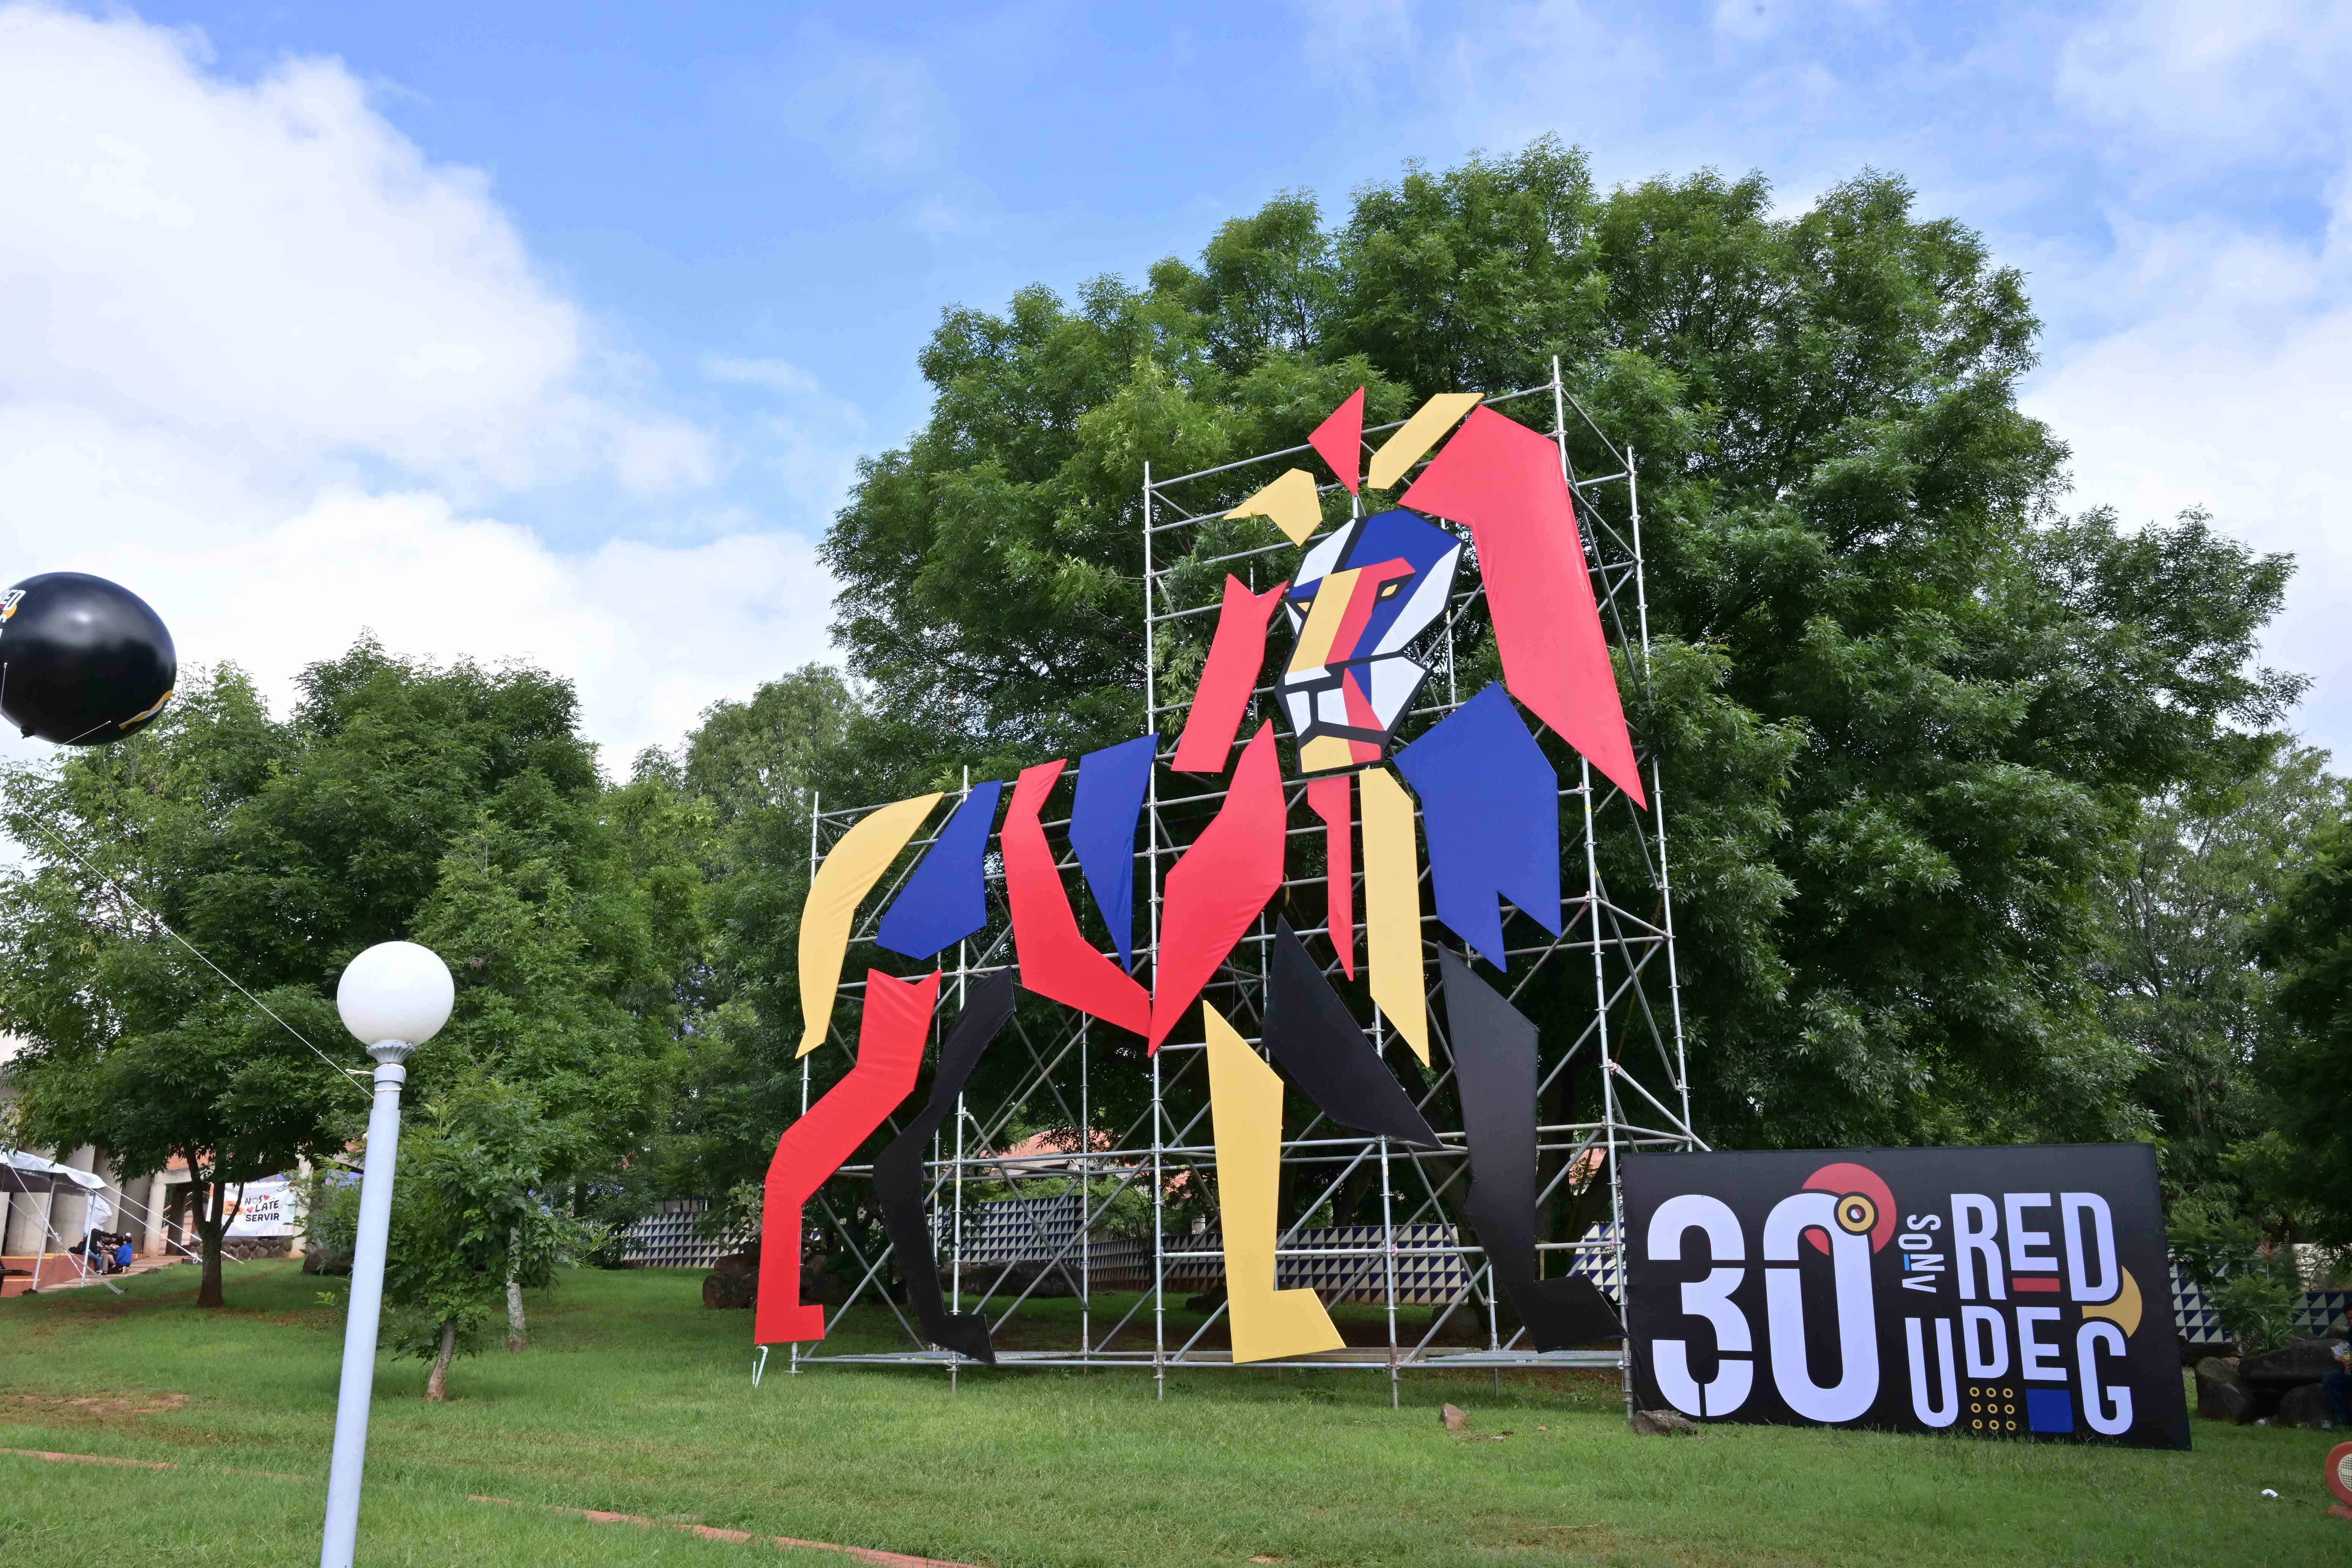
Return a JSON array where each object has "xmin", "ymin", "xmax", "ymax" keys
[
  {"xmin": 1368, "ymin": 656, "xmax": 1420, "ymax": 729},
  {"xmin": 1298, "ymin": 528, "xmax": 1349, "ymax": 586},
  {"xmin": 1377, "ymin": 548, "xmax": 1459, "ymax": 658}
]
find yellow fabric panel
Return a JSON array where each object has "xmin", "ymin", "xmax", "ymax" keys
[
  {"xmin": 1299, "ymin": 734, "xmax": 1356, "ymax": 774},
  {"xmin": 1366, "ymin": 392, "xmax": 1481, "ymax": 490},
  {"xmin": 1226, "ymin": 467, "xmax": 1323, "ymax": 545},
  {"xmin": 1360, "ymin": 765, "xmax": 1429, "ymax": 1064},
  {"xmin": 2080, "ymin": 1267, "xmax": 2143, "ymax": 1337},
  {"xmin": 1286, "ymin": 565, "xmax": 1361, "ymax": 674},
  {"xmin": 796, "ymin": 792, "xmax": 944, "ymax": 1058},
  {"xmin": 1203, "ymin": 1004, "xmax": 1346, "ymax": 1364}
]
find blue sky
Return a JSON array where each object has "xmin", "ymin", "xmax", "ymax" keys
[{"xmin": 2, "ymin": 1, "xmax": 2346, "ymax": 763}]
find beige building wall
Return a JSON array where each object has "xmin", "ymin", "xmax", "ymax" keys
[
  {"xmin": 4, "ymin": 1034, "xmax": 280, "ymax": 1265},
  {"xmin": 5, "ymin": 1034, "xmax": 156, "ymax": 1258},
  {"xmin": 0, "ymin": 1033, "xmax": 47, "ymax": 1257}
]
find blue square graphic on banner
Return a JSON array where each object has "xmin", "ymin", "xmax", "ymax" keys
[{"xmin": 2026, "ymin": 1389, "xmax": 2075, "ymax": 1434}]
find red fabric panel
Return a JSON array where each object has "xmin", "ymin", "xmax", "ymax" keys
[
  {"xmin": 755, "ymin": 967, "xmax": 937, "ymax": 1345},
  {"xmin": 1149, "ymin": 724, "xmax": 1287, "ymax": 1051},
  {"xmin": 1325, "ymin": 557, "xmax": 1416, "ymax": 665},
  {"xmin": 1003, "ymin": 759, "xmax": 1152, "ymax": 1034},
  {"xmin": 1338, "ymin": 669, "xmax": 1382, "ymax": 766},
  {"xmin": 1310, "ymin": 387, "xmax": 1366, "ymax": 494},
  {"xmin": 1306, "ymin": 773, "xmax": 1355, "ymax": 978},
  {"xmin": 1171, "ymin": 575, "xmax": 1288, "ymax": 775},
  {"xmin": 1400, "ymin": 407, "xmax": 1646, "ymax": 808}
]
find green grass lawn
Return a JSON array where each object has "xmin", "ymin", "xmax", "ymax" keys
[{"xmin": 0, "ymin": 1260, "xmax": 2340, "ymax": 1565}]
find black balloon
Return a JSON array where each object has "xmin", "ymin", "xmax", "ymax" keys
[{"xmin": 0, "ymin": 573, "xmax": 177, "ymax": 745}]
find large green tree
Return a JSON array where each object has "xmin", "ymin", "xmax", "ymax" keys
[
  {"xmin": 2094, "ymin": 743, "xmax": 2341, "ymax": 1207},
  {"xmin": 2092, "ymin": 745, "xmax": 2344, "ymax": 1345},
  {"xmin": 2255, "ymin": 801, "xmax": 2352, "ymax": 1256},
  {"xmin": 1, "ymin": 665, "xmax": 341, "ymax": 1307},
  {"xmin": 631, "ymin": 666, "xmax": 861, "ymax": 1239},
  {"xmin": 816, "ymin": 140, "xmax": 2300, "ymax": 1151},
  {"xmin": 307, "ymin": 1077, "xmax": 602, "ymax": 1398},
  {"xmin": 0, "ymin": 641, "xmax": 699, "ymax": 1306}
]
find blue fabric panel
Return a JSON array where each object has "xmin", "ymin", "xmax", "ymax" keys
[
  {"xmin": 1393, "ymin": 683, "xmax": 1562, "ymax": 968},
  {"xmin": 1070, "ymin": 733, "xmax": 1157, "ymax": 971},
  {"xmin": 2025, "ymin": 1388, "xmax": 2074, "ymax": 1434},
  {"xmin": 876, "ymin": 781, "xmax": 1003, "ymax": 960},
  {"xmin": 1336, "ymin": 509, "xmax": 1462, "ymax": 656}
]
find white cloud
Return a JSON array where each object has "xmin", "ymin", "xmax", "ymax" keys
[
  {"xmin": 0, "ymin": 5, "xmax": 711, "ymax": 497},
  {"xmin": 0, "ymin": 413, "xmax": 836, "ymax": 774},
  {"xmin": 2057, "ymin": 0, "xmax": 2352, "ymax": 172},
  {"xmin": 780, "ymin": 46, "xmax": 956, "ymax": 185},
  {"xmin": 2024, "ymin": 2, "xmax": 2352, "ymax": 758},
  {"xmin": 700, "ymin": 354, "xmax": 867, "ymax": 525},
  {"xmin": 702, "ymin": 355, "xmax": 820, "ymax": 395},
  {"xmin": 1294, "ymin": 0, "xmax": 1422, "ymax": 92},
  {"xmin": 2023, "ymin": 194, "xmax": 2352, "ymax": 759},
  {"xmin": 1288, "ymin": 0, "xmax": 2352, "ymax": 755},
  {"xmin": 1711, "ymin": 0, "xmax": 1790, "ymax": 45},
  {"xmin": 187, "ymin": 493, "xmax": 834, "ymax": 770},
  {"xmin": 0, "ymin": 5, "xmax": 838, "ymax": 773}
]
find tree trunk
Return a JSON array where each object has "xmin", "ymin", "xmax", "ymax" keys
[
  {"xmin": 1331, "ymin": 1160, "xmax": 1377, "ymax": 1231},
  {"xmin": 505, "ymin": 1227, "xmax": 526, "ymax": 1352},
  {"xmin": 195, "ymin": 1179, "xmax": 227, "ymax": 1309},
  {"xmin": 425, "ymin": 1320, "xmax": 457, "ymax": 1400}
]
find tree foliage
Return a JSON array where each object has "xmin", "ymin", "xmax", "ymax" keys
[
  {"xmin": 308, "ymin": 1078, "xmax": 602, "ymax": 1398},
  {"xmin": 815, "ymin": 139, "xmax": 2303, "ymax": 1152},
  {"xmin": 0, "ymin": 140, "xmax": 2330, "ymax": 1343},
  {"xmin": 2095, "ymin": 745, "xmax": 2341, "ymax": 1205},
  {"xmin": 0, "ymin": 641, "xmax": 699, "ymax": 1305},
  {"xmin": 2256, "ymin": 798, "xmax": 2352, "ymax": 1255},
  {"xmin": 2095, "ymin": 746, "xmax": 2344, "ymax": 1345},
  {"xmin": 629, "ymin": 667, "xmax": 859, "ymax": 1238}
]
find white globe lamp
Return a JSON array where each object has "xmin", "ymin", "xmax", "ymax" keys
[
  {"xmin": 320, "ymin": 939, "xmax": 455, "ymax": 1568},
  {"xmin": 335, "ymin": 940, "xmax": 454, "ymax": 1051}
]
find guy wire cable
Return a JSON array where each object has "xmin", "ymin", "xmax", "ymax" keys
[{"xmin": 21, "ymin": 817, "xmax": 372, "ymax": 1105}]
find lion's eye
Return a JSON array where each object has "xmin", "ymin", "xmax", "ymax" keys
[{"xmin": 1378, "ymin": 582, "xmax": 1402, "ymax": 599}]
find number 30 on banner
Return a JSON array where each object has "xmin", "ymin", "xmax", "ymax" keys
[{"xmin": 1643, "ymin": 1188, "xmax": 2139, "ymax": 1435}]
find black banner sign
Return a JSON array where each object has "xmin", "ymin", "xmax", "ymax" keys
[{"xmin": 1623, "ymin": 1145, "xmax": 2188, "ymax": 1449}]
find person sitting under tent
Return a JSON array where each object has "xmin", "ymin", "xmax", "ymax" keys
[{"xmin": 79, "ymin": 1229, "xmax": 130, "ymax": 1274}]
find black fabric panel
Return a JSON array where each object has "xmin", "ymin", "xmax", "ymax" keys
[
  {"xmin": 1263, "ymin": 919, "xmax": 1442, "ymax": 1149},
  {"xmin": 1439, "ymin": 948, "xmax": 1624, "ymax": 1351},
  {"xmin": 873, "ymin": 971, "xmax": 1016, "ymax": 1364}
]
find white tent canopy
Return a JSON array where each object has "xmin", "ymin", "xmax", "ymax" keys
[{"xmin": 1, "ymin": 1146, "xmax": 108, "ymax": 1194}]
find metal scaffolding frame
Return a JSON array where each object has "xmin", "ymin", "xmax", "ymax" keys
[{"xmin": 782, "ymin": 364, "xmax": 1699, "ymax": 1405}]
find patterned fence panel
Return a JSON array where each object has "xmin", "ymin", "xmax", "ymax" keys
[
  {"xmin": 947, "ymin": 1197, "xmax": 1472, "ymax": 1304},
  {"xmin": 618, "ymin": 1198, "xmax": 741, "ymax": 1270}
]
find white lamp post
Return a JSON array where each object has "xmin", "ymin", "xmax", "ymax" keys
[{"xmin": 320, "ymin": 940, "xmax": 454, "ymax": 1568}]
